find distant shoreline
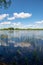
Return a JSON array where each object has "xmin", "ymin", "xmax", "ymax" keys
[{"xmin": 0, "ymin": 28, "xmax": 43, "ymax": 30}]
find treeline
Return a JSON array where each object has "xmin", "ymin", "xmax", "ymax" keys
[
  {"xmin": 0, "ymin": 27, "xmax": 14, "ymax": 30},
  {"xmin": 0, "ymin": 27, "xmax": 43, "ymax": 30}
]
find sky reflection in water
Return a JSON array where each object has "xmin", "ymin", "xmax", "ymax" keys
[
  {"xmin": 0, "ymin": 30, "xmax": 43, "ymax": 51},
  {"xmin": 0, "ymin": 30, "xmax": 43, "ymax": 65}
]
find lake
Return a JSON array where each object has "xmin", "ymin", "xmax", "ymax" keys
[{"xmin": 0, "ymin": 30, "xmax": 43, "ymax": 65}]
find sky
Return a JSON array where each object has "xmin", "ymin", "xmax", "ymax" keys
[{"xmin": 0, "ymin": 0, "xmax": 43, "ymax": 28}]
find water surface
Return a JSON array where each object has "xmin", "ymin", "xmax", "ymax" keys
[{"xmin": 0, "ymin": 30, "xmax": 43, "ymax": 65}]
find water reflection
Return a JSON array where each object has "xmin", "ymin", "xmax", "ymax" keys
[
  {"xmin": 0, "ymin": 30, "xmax": 43, "ymax": 65},
  {"xmin": 0, "ymin": 30, "xmax": 43, "ymax": 51}
]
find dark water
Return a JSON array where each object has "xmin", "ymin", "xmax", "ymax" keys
[{"xmin": 0, "ymin": 30, "xmax": 43, "ymax": 65}]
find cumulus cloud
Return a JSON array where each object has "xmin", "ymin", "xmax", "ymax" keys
[
  {"xmin": 28, "ymin": 20, "xmax": 43, "ymax": 28},
  {"xmin": 13, "ymin": 22, "xmax": 36, "ymax": 28},
  {"xmin": 13, "ymin": 22, "xmax": 21, "ymax": 26},
  {"xmin": 0, "ymin": 21, "xmax": 11, "ymax": 25},
  {"xmin": 14, "ymin": 12, "xmax": 32, "ymax": 18},
  {"xmin": 0, "ymin": 12, "xmax": 32, "ymax": 21},
  {"xmin": 35, "ymin": 20, "xmax": 43, "ymax": 24},
  {"xmin": 8, "ymin": 17, "xmax": 15, "ymax": 20},
  {"xmin": 7, "ymin": 12, "xmax": 32, "ymax": 20},
  {"xmin": 0, "ymin": 20, "xmax": 43, "ymax": 28},
  {"xmin": 15, "ymin": 20, "xmax": 43, "ymax": 28},
  {"xmin": 0, "ymin": 14, "xmax": 9, "ymax": 20},
  {"xmin": 13, "ymin": 22, "xmax": 23, "ymax": 28}
]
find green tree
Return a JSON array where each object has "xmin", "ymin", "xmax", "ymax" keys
[{"xmin": 0, "ymin": 0, "xmax": 11, "ymax": 8}]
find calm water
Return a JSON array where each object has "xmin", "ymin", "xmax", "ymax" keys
[{"xmin": 0, "ymin": 30, "xmax": 43, "ymax": 65}]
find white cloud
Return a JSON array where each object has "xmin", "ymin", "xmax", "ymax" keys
[
  {"xmin": 28, "ymin": 20, "xmax": 43, "ymax": 28},
  {"xmin": 35, "ymin": 20, "xmax": 43, "ymax": 24},
  {"xmin": 0, "ymin": 21, "xmax": 11, "ymax": 25},
  {"xmin": 0, "ymin": 14, "xmax": 9, "ymax": 20},
  {"xmin": 13, "ymin": 22, "xmax": 21, "ymax": 26},
  {"xmin": 14, "ymin": 12, "xmax": 32, "ymax": 18},
  {"xmin": 7, "ymin": 12, "xmax": 32, "ymax": 20},
  {"xmin": 13, "ymin": 22, "xmax": 36, "ymax": 29},
  {"xmin": 0, "ymin": 20, "xmax": 43, "ymax": 29},
  {"xmin": 8, "ymin": 17, "xmax": 15, "ymax": 20},
  {"xmin": 13, "ymin": 22, "xmax": 23, "ymax": 28}
]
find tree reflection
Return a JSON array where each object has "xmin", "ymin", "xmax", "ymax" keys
[{"xmin": 1, "ymin": 34, "xmax": 8, "ymax": 46}]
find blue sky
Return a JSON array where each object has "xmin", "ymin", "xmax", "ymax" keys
[{"xmin": 0, "ymin": 0, "xmax": 43, "ymax": 28}]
